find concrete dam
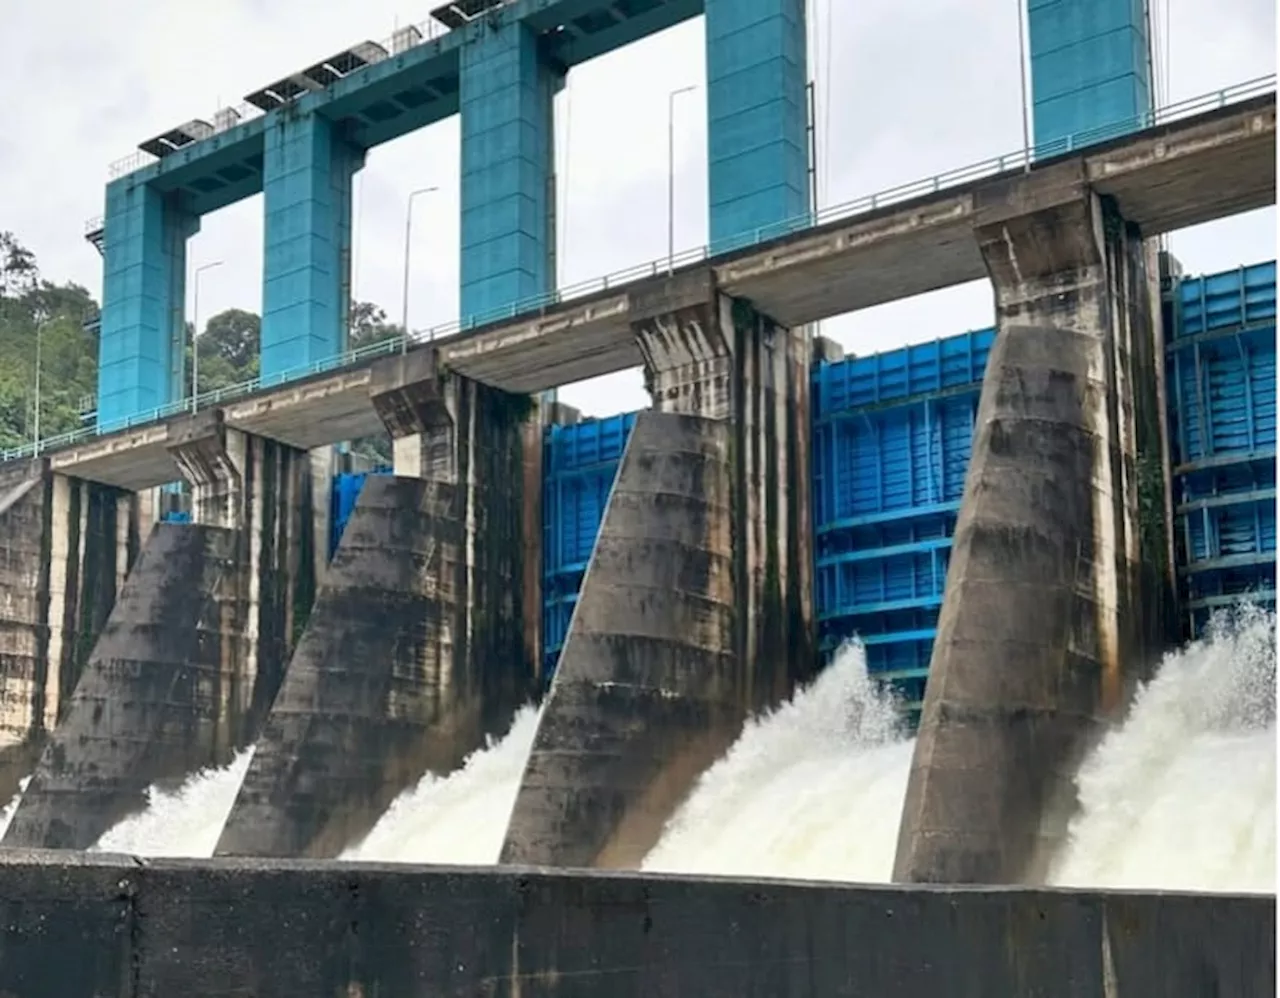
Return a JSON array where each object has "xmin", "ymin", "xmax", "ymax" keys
[{"xmin": 0, "ymin": 2, "xmax": 1275, "ymax": 991}]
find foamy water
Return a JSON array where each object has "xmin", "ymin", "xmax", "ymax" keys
[
  {"xmin": 342, "ymin": 704, "xmax": 541, "ymax": 863},
  {"xmin": 91, "ymin": 748, "xmax": 255, "ymax": 857},
  {"xmin": 643, "ymin": 642, "xmax": 914, "ymax": 882},
  {"xmin": 0, "ymin": 776, "xmax": 31, "ymax": 838},
  {"xmin": 46, "ymin": 601, "xmax": 1274, "ymax": 896},
  {"xmin": 1051, "ymin": 605, "xmax": 1276, "ymax": 893}
]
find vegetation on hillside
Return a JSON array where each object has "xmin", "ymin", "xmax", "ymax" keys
[{"xmin": 0, "ymin": 231, "xmax": 397, "ymax": 463}]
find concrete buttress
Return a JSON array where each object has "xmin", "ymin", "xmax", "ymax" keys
[
  {"xmin": 501, "ymin": 269, "xmax": 813, "ymax": 868},
  {"xmin": 0, "ymin": 460, "xmax": 138, "ymax": 805},
  {"xmin": 3, "ymin": 410, "xmax": 313, "ymax": 850},
  {"xmin": 215, "ymin": 350, "xmax": 539, "ymax": 858},
  {"xmin": 893, "ymin": 162, "xmax": 1173, "ymax": 885}
]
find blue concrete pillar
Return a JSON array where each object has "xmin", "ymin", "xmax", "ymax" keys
[
  {"xmin": 260, "ymin": 114, "xmax": 365, "ymax": 384},
  {"xmin": 459, "ymin": 22, "xmax": 564, "ymax": 325},
  {"xmin": 1028, "ymin": 0, "xmax": 1153, "ymax": 152},
  {"xmin": 704, "ymin": 0, "xmax": 811, "ymax": 255},
  {"xmin": 99, "ymin": 182, "xmax": 199, "ymax": 431}
]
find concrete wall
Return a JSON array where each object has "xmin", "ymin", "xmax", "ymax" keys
[
  {"xmin": 503, "ymin": 272, "xmax": 813, "ymax": 868},
  {"xmin": 3, "ymin": 413, "xmax": 314, "ymax": 850},
  {"xmin": 0, "ymin": 460, "xmax": 137, "ymax": 804},
  {"xmin": 895, "ymin": 166, "xmax": 1173, "ymax": 885},
  {"xmin": 503, "ymin": 411, "xmax": 736, "ymax": 866},
  {"xmin": 216, "ymin": 352, "xmax": 538, "ymax": 858},
  {"xmin": 0, "ymin": 851, "xmax": 1271, "ymax": 998}
]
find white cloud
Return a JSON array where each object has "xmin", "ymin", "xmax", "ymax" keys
[{"xmin": 0, "ymin": 0, "xmax": 1273, "ymax": 419}]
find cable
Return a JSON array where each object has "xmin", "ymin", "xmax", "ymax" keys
[
  {"xmin": 559, "ymin": 76, "xmax": 573, "ymax": 287},
  {"xmin": 821, "ymin": 0, "xmax": 834, "ymax": 207}
]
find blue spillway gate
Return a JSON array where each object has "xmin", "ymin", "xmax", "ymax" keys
[
  {"xmin": 538, "ymin": 259, "xmax": 1278, "ymax": 698},
  {"xmin": 161, "ymin": 258, "xmax": 1277, "ymax": 694},
  {"xmin": 1165, "ymin": 261, "xmax": 1277, "ymax": 637},
  {"xmin": 329, "ymin": 467, "xmax": 393, "ymax": 558},
  {"xmin": 541, "ymin": 412, "xmax": 637, "ymax": 676},
  {"xmin": 810, "ymin": 328, "xmax": 995, "ymax": 707}
]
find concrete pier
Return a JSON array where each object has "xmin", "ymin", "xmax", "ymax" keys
[
  {"xmin": 502, "ymin": 271, "xmax": 812, "ymax": 868},
  {"xmin": 0, "ymin": 851, "xmax": 1271, "ymax": 998},
  {"xmin": 0, "ymin": 460, "xmax": 138, "ymax": 805},
  {"xmin": 216, "ymin": 351, "xmax": 540, "ymax": 858},
  {"xmin": 894, "ymin": 165, "xmax": 1173, "ymax": 884},
  {"xmin": 3, "ymin": 412, "xmax": 313, "ymax": 850}
]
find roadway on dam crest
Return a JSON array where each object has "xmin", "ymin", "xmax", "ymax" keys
[{"xmin": 37, "ymin": 91, "xmax": 1279, "ymax": 491}]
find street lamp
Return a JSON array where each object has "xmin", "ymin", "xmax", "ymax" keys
[
  {"xmin": 1015, "ymin": 0, "xmax": 1033, "ymax": 168},
  {"xmin": 667, "ymin": 84, "xmax": 698, "ymax": 272},
  {"xmin": 192, "ymin": 260, "xmax": 224, "ymax": 413},
  {"xmin": 401, "ymin": 185, "xmax": 439, "ymax": 354},
  {"xmin": 31, "ymin": 315, "xmax": 47, "ymax": 452}
]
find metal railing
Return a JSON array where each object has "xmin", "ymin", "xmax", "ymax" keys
[{"xmin": 28, "ymin": 74, "xmax": 1273, "ymax": 465}]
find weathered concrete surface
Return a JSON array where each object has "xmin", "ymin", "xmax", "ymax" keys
[
  {"xmin": 503, "ymin": 412, "xmax": 736, "ymax": 867},
  {"xmin": 14, "ymin": 95, "xmax": 1270, "ymax": 498},
  {"xmin": 894, "ymin": 168, "xmax": 1173, "ymax": 885},
  {"xmin": 632, "ymin": 273, "xmax": 814, "ymax": 704},
  {"xmin": 4, "ymin": 416, "xmax": 314, "ymax": 850},
  {"xmin": 503, "ymin": 275, "xmax": 813, "ymax": 867},
  {"xmin": 0, "ymin": 460, "xmax": 138, "ymax": 806},
  {"xmin": 0, "ymin": 851, "xmax": 1273, "ymax": 998},
  {"xmin": 216, "ymin": 353, "xmax": 537, "ymax": 858},
  {"xmin": 2, "ymin": 525, "xmax": 254, "ymax": 849}
]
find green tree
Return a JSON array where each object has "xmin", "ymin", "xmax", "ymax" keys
[
  {"xmin": 346, "ymin": 301, "xmax": 400, "ymax": 467},
  {"xmin": 201, "ymin": 308, "xmax": 260, "ymax": 371},
  {"xmin": 0, "ymin": 235, "xmax": 401, "ymax": 471},
  {"xmin": 0, "ymin": 236, "xmax": 99, "ymax": 451},
  {"xmin": 0, "ymin": 232, "xmax": 38, "ymax": 299}
]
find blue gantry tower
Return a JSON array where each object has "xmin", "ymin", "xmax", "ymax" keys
[
  {"xmin": 1027, "ymin": 0, "xmax": 1154, "ymax": 149},
  {"xmin": 91, "ymin": 0, "xmax": 812, "ymax": 431}
]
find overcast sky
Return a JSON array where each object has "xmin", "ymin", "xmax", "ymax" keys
[{"xmin": 0, "ymin": 0, "xmax": 1274, "ymax": 417}]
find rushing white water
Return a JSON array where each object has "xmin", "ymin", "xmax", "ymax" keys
[
  {"xmin": 91, "ymin": 748, "xmax": 255, "ymax": 857},
  {"xmin": 1051, "ymin": 604, "xmax": 1276, "ymax": 893},
  {"xmin": 342, "ymin": 704, "xmax": 541, "ymax": 863},
  {"xmin": 643, "ymin": 642, "xmax": 914, "ymax": 883},
  {"xmin": 0, "ymin": 775, "xmax": 31, "ymax": 838},
  {"xmin": 45, "ymin": 599, "xmax": 1272, "ymax": 897}
]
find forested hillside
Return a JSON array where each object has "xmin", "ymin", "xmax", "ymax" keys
[{"xmin": 0, "ymin": 230, "xmax": 398, "ymax": 462}]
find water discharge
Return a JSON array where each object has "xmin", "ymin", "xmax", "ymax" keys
[
  {"xmin": 39, "ymin": 603, "xmax": 1272, "ymax": 895},
  {"xmin": 342, "ymin": 704, "xmax": 541, "ymax": 863},
  {"xmin": 643, "ymin": 642, "xmax": 913, "ymax": 882},
  {"xmin": 91, "ymin": 749, "xmax": 255, "ymax": 857},
  {"xmin": 0, "ymin": 776, "xmax": 31, "ymax": 839},
  {"xmin": 1050, "ymin": 604, "xmax": 1276, "ymax": 893}
]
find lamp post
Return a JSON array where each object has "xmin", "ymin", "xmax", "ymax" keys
[
  {"xmin": 401, "ymin": 185, "xmax": 439, "ymax": 353},
  {"xmin": 667, "ymin": 84, "xmax": 698, "ymax": 272},
  {"xmin": 192, "ymin": 260, "xmax": 223, "ymax": 413},
  {"xmin": 31, "ymin": 316, "xmax": 46, "ymax": 452},
  {"xmin": 1015, "ymin": 0, "xmax": 1033, "ymax": 168}
]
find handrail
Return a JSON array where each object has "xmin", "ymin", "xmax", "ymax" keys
[{"xmin": 18, "ymin": 75, "xmax": 1273, "ymax": 466}]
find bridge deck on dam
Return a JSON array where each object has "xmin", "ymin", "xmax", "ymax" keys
[
  {"xmin": 0, "ymin": 851, "xmax": 1271, "ymax": 997},
  {"xmin": 26, "ymin": 90, "xmax": 1279, "ymax": 492}
]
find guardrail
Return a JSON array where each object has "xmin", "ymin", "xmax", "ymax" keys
[{"xmin": 22, "ymin": 73, "xmax": 1275, "ymax": 467}]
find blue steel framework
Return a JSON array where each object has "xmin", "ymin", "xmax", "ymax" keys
[
  {"xmin": 535, "ymin": 262, "xmax": 1278, "ymax": 706},
  {"xmin": 541, "ymin": 412, "xmax": 637, "ymax": 674},
  {"xmin": 60, "ymin": 75, "xmax": 1270, "ymax": 450},
  {"xmin": 1164, "ymin": 261, "xmax": 1277, "ymax": 637},
  {"xmin": 809, "ymin": 330, "xmax": 994, "ymax": 707},
  {"xmin": 93, "ymin": 0, "xmax": 809, "ymax": 431}
]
